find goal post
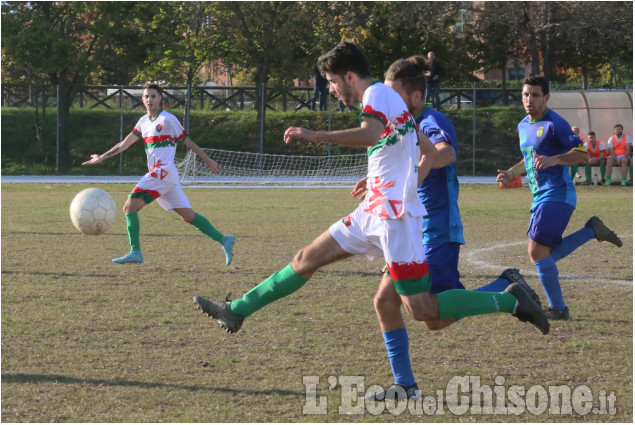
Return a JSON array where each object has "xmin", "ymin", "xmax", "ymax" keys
[{"xmin": 176, "ymin": 148, "xmax": 368, "ymax": 186}]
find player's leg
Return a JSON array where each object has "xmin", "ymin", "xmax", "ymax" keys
[
  {"xmin": 383, "ymin": 215, "xmax": 548, "ymax": 333},
  {"xmin": 167, "ymin": 185, "xmax": 235, "ymax": 266},
  {"xmin": 366, "ymin": 273, "xmax": 420, "ymax": 402},
  {"xmin": 600, "ymin": 157, "xmax": 607, "ymax": 183},
  {"xmin": 619, "ymin": 155, "xmax": 629, "ymax": 185},
  {"xmin": 112, "ymin": 184, "xmax": 152, "ymax": 264},
  {"xmin": 605, "ymin": 156, "xmax": 615, "ymax": 185},
  {"xmin": 527, "ymin": 202, "xmax": 574, "ymax": 320}
]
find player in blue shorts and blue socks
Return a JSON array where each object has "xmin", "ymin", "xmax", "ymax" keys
[{"xmin": 497, "ymin": 75, "xmax": 622, "ymax": 321}]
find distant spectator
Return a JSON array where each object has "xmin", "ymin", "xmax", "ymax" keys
[
  {"xmin": 605, "ymin": 123, "xmax": 633, "ymax": 186},
  {"xmin": 570, "ymin": 126, "xmax": 584, "ymax": 181},
  {"xmin": 583, "ymin": 131, "xmax": 607, "ymax": 185},
  {"xmin": 425, "ymin": 51, "xmax": 445, "ymax": 109},
  {"xmin": 310, "ymin": 64, "xmax": 328, "ymax": 111}
]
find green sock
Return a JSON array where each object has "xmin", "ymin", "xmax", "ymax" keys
[
  {"xmin": 570, "ymin": 165, "xmax": 578, "ymax": 180},
  {"xmin": 190, "ymin": 213, "xmax": 223, "ymax": 243},
  {"xmin": 229, "ymin": 264, "xmax": 308, "ymax": 317},
  {"xmin": 630, "ymin": 165, "xmax": 633, "ymax": 180},
  {"xmin": 600, "ymin": 163, "xmax": 606, "ymax": 181},
  {"xmin": 584, "ymin": 164, "xmax": 592, "ymax": 183},
  {"xmin": 126, "ymin": 212, "xmax": 141, "ymax": 252},
  {"xmin": 437, "ymin": 289, "xmax": 517, "ymax": 320}
]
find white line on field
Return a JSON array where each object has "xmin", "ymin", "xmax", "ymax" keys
[{"xmin": 464, "ymin": 237, "xmax": 633, "ymax": 286}]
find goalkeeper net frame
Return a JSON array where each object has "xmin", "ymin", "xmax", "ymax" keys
[{"xmin": 176, "ymin": 148, "xmax": 367, "ymax": 186}]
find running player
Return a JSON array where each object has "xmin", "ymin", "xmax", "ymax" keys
[
  {"xmin": 361, "ymin": 57, "xmax": 536, "ymax": 401},
  {"xmin": 83, "ymin": 83, "xmax": 235, "ymax": 265},
  {"xmin": 497, "ymin": 76, "xmax": 622, "ymax": 320},
  {"xmin": 194, "ymin": 41, "xmax": 548, "ymax": 340}
]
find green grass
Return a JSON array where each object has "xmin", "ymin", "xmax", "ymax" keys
[{"xmin": 1, "ymin": 184, "xmax": 632, "ymax": 422}]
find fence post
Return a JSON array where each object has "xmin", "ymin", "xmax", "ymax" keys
[
  {"xmin": 56, "ymin": 84, "xmax": 60, "ymax": 175},
  {"xmin": 259, "ymin": 83, "xmax": 265, "ymax": 156},
  {"xmin": 472, "ymin": 82, "xmax": 476, "ymax": 177},
  {"xmin": 119, "ymin": 85, "xmax": 124, "ymax": 173},
  {"xmin": 185, "ymin": 82, "xmax": 191, "ymax": 132}
]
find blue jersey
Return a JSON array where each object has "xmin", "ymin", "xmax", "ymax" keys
[
  {"xmin": 415, "ymin": 107, "xmax": 465, "ymax": 245},
  {"xmin": 518, "ymin": 108, "xmax": 585, "ymax": 210}
]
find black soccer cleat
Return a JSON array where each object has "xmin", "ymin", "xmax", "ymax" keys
[
  {"xmin": 585, "ymin": 216, "xmax": 622, "ymax": 247},
  {"xmin": 194, "ymin": 293, "xmax": 244, "ymax": 334},
  {"xmin": 505, "ymin": 282, "xmax": 550, "ymax": 335},
  {"xmin": 545, "ymin": 306, "xmax": 570, "ymax": 321},
  {"xmin": 499, "ymin": 268, "xmax": 541, "ymax": 307},
  {"xmin": 365, "ymin": 383, "xmax": 421, "ymax": 402}
]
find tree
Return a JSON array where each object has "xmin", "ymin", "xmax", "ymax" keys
[{"xmin": 1, "ymin": 2, "xmax": 145, "ymax": 171}]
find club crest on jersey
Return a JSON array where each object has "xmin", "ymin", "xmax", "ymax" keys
[
  {"xmin": 536, "ymin": 126, "xmax": 543, "ymax": 138},
  {"xmin": 156, "ymin": 124, "xmax": 163, "ymax": 132},
  {"xmin": 342, "ymin": 216, "xmax": 352, "ymax": 227}
]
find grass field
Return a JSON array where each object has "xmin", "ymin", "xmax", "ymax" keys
[{"xmin": 1, "ymin": 183, "xmax": 632, "ymax": 422}]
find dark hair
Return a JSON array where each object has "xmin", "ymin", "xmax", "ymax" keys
[
  {"xmin": 587, "ymin": 131, "xmax": 596, "ymax": 136},
  {"xmin": 522, "ymin": 75, "xmax": 549, "ymax": 95},
  {"xmin": 385, "ymin": 57, "xmax": 427, "ymax": 95},
  {"xmin": 143, "ymin": 82, "xmax": 163, "ymax": 96},
  {"xmin": 614, "ymin": 123, "xmax": 623, "ymax": 129},
  {"xmin": 317, "ymin": 41, "xmax": 371, "ymax": 79}
]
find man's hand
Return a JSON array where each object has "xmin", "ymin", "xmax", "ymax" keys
[
  {"xmin": 496, "ymin": 169, "xmax": 514, "ymax": 185},
  {"xmin": 532, "ymin": 153, "xmax": 559, "ymax": 169},
  {"xmin": 207, "ymin": 159, "xmax": 219, "ymax": 174},
  {"xmin": 351, "ymin": 177, "xmax": 368, "ymax": 200},
  {"xmin": 83, "ymin": 154, "xmax": 105, "ymax": 166},
  {"xmin": 284, "ymin": 127, "xmax": 318, "ymax": 144}
]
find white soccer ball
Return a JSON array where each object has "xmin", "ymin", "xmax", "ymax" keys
[{"xmin": 70, "ymin": 188, "xmax": 117, "ymax": 235}]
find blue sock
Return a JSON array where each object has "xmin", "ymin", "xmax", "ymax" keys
[
  {"xmin": 535, "ymin": 256, "xmax": 566, "ymax": 312},
  {"xmin": 473, "ymin": 277, "xmax": 510, "ymax": 292},
  {"xmin": 551, "ymin": 227, "xmax": 595, "ymax": 262},
  {"xmin": 383, "ymin": 328, "xmax": 415, "ymax": 387}
]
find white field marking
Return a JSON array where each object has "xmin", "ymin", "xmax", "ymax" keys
[{"xmin": 464, "ymin": 236, "xmax": 633, "ymax": 286}]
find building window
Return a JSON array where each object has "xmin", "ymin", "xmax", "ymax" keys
[{"xmin": 509, "ymin": 68, "xmax": 525, "ymax": 81}]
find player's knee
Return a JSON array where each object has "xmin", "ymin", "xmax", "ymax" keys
[
  {"xmin": 374, "ymin": 292, "xmax": 400, "ymax": 315},
  {"xmin": 423, "ymin": 321, "xmax": 446, "ymax": 331}
]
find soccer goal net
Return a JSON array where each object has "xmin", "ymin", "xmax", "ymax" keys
[{"xmin": 176, "ymin": 148, "xmax": 368, "ymax": 186}]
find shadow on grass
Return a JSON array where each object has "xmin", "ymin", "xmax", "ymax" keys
[{"xmin": 1, "ymin": 373, "xmax": 301, "ymax": 396}]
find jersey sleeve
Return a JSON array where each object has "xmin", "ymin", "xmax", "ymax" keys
[
  {"xmin": 419, "ymin": 118, "xmax": 450, "ymax": 146},
  {"xmin": 360, "ymin": 85, "xmax": 390, "ymax": 128},
  {"xmin": 132, "ymin": 117, "xmax": 144, "ymax": 138},
  {"xmin": 167, "ymin": 114, "xmax": 188, "ymax": 142},
  {"xmin": 554, "ymin": 115, "xmax": 586, "ymax": 152}
]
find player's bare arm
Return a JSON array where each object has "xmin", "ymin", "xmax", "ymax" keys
[
  {"xmin": 83, "ymin": 133, "xmax": 139, "ymax": 165},
  {"xmin": 497, "ymin": 159, "xmax": 526, "ymax": 184},
  {"xmin": 184, "ymin": 137, "xmax": 218, "ymax": 174},
  {"xmin": 284, "ymin": 117, "xmax": 383, "ymax": 147},
  {"xmin": 533, "ymin": 148, "xmax": 588, "ymax": 169},
  {"xmin": 417, "ymin": 131, "xmax": 438, "ymax": 186},
  {"xmin": 432, "ymin": 141, "xmax": 456, "ymax": 169}
]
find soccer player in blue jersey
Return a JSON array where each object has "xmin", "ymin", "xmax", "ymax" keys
[
  {"xmin": 363, "ymin": 57, "xmax": 535, "ymax": 402},
  {"xmin": 497, "ymin": 75, "xmax": 622, "ymax": 321}
]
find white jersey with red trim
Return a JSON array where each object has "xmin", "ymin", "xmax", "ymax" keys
[
  {"xmin": 132, "ymin": 109, "xmax": 187, "ymax": 184},
  {"xmin": 360, "ymin": 82, "xmax": 426, "ymax": 219}
]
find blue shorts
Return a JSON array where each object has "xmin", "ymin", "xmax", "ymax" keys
[
  {"xmin": 423, "ymin": 242, "xmax": 465, "ymax": 294},
  {"xmin": 527, "ymin": 202, "xmax": 575, "ymax": 248}
]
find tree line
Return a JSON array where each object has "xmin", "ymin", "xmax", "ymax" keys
[{"xmin": 2, "ymin": 1, "xmax": 632, "ymax": 170}]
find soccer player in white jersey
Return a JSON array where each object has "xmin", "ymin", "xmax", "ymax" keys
[
  {"xmin": 83, "ymin": 83, "xmax": 235, "ymax": 265},
  {"xmin": 194, "ymin": 42, "xmax": 548, "ymax": 342}
]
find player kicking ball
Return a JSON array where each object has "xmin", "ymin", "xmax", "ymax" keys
[
  {"xmin": 194, "ymin": 41, "xmax": 549, "ymax": 336},
  {"xmin": 83, "ymin": 83, "xmax": 235, "ymax": 265}
]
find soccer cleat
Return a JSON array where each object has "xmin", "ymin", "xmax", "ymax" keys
[
  {"xmin": 604, "ymin": 179, "xmax": 611, "ymax": 186},
  {"xmin": 621, "ymin": 178, "xmax": 627, "ymax": 186},
  {"xmin": 505, "ymin": 282, "xmax": 550, "ymax": 335},
  {"xmin": 545, "ymin": 306, "xmax": 570, "ymax": 321},
  {"xmin": 365, "ymin": 383, "xmax": 421, "ymax": 402},
  {"xmin": 499, "ymin": 268, "xmax": 541, "ymax": 307},
  {"xmin": 222, "ymin": 235, "xmax": 235, "ymax": 266},
  {"xmin": 585, "ymin": 216, "xmax": 622, "ymax": 247},
  {"xmin": 112, "ymin": 250, "xmax": 144, "ymax": 264},
  {"xmin": 194, "ymin": 293, "xmax": 244, "ymax": 334}
]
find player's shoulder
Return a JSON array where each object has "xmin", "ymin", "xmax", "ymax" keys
[{"xmin": 159, "ymin": 109, "xmax": 180, "ymax": 122}]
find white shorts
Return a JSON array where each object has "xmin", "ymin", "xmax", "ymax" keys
[
  {"xmin": 329, "ymin": 204, "xmax": 425, "ymax": 266},
  {"xmin": 130, "ymin": 173, "xmax": 191, "ymax": 211}
]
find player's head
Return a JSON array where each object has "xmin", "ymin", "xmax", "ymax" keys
[
  {"xmin": 385, "ymin": 57, "xmax": 427, "ymax": 115},
  {"xmin": 571, "ymin": 126, "xmax": 580, "ymax": 136},
  {"xmin": 142, "ymin": 83, "xmax": 163, "ymax": 115},
  {"xmin": 614, "ymin": 124, "xmax": 623, "ymax": 136},
  {"xmin": 318, "ymin": 41, "xmax": 371, "ymax": 106},
  {"xmin": 522, "ymin": 75, "xmax": 550, "ymax": 118},
  {"xmin": 587, "ymin": 131, "xmax": 596, "ymax": 143}
]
